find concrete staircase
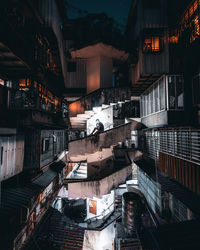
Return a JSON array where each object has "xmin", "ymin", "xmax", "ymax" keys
[
  {"xmin": 69, "ymin": 99, "xmax": 135, "ymax": 130},
  {"xmin": 69, "ymin": 146, "xmax": 114, "ymax": 162},
  {"xmin": 67, "ymin": 162, "xmax": 87, "ymax": 179}
]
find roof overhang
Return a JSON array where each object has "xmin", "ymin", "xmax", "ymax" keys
[
  {"xmin": 71, "ymin": 42, "xmax": 129, "ymax": 61},
  {"xmin": 0, "ymin": 42, "xmax": 30, "ymax": 79},
  {"xmin": 132, "ymin": 73, "xmax": 162, "ymax": 95}
]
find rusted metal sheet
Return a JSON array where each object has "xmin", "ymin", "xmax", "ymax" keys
[{"xmin": 158, "ymin": 152, "xmax": 200, "ymax": 195}]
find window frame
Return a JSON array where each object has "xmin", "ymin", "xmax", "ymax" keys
[{"xmin": 142, "ymin": 36, "xmax": 163, "ymax": 54}]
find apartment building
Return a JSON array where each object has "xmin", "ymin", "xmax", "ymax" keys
[{"xmin": 1, "ymin": 0, "xmax": 200, "ymax": 249}]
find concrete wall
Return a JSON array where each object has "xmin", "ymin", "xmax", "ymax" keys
[
  {"xmin": 68, "ymin": 123, "xmax": 131, "ymax": 158},
  {"xmin": 83, "ymin": 222, "xmax": 115, "ymax": 250},
  {"xmin": 86, "ymin": 56, "xmax": 112, "ymax": 94},
  {"xmin": 69, "ymin": 86, "xmax": 132, "ymax": 117},
  {"xmin": 68, "ymin": 164, "xmax": 132, "ymax": 199},
  {"xmin": 87, "ymin": 57, "xmax": 101, "ymax": 94},
  {"xmin": 87, "ymin": 106, "xmax": 113, "ymax": 135},
  {"xmin": 87, "ymin": 148, "xmax": 114, "ymax": 178},
  {"xmin": 68, "ymin": 121, "xmax": 142, "ymax": 158},
  {"xmin": 141, "ymin": 110, "xmax": 188, "ymax": 128},
  {"xmin": 100, "ymin": 56, "xmax": 112, "ymax": 88}
]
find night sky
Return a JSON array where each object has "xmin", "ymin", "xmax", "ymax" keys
[{"xmin": 66, "ymin": 0, "xmax": 133, "ymax": 31}]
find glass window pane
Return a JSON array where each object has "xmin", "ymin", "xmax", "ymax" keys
[
  {"xmin": 141, "ymin": 96, "xmax": 144, "ymax": 117},
  {"xmin": 155, "ymin": 84, "xmax": 159, "ymax": 112},
  {"xmin": 144, "ymin": 94, "xmax": 147, "ymax": 116},
  {"xmin": 159, "ymin": 78, "xmax": 165, "ymax": 110},
  {"xmin": 192, "ymin": 75, "xmax": 200, "ymax": 105},
  {"xmin": 151, "ymin": 89, "xmax": 154, "ymax": 113},
  {"xmin": 176, "ymin": 76, "xmax": 184, "ymax": 108},
  {"xmin": 149, "ymin": 91, "xmax": 152, "ymax": 114},
  {"xmin": 168, "ymin": 76, "xmax": 175, "ymax": 109},
  {"xmin": 147, "ymin": 92, "xmax": 150, "ymax": 115}
]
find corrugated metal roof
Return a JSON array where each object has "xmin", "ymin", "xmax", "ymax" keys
[
  {"xmin": 32, "ymin": 168, "xmax": 57, "ymax": 188},
  {"xmin": 0, "ymin": 167, "xmax": 60, "ymax": 219}
]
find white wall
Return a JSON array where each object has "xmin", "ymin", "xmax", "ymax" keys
[
  {"xmin": 100, "ymin": 56, "xmax": 112, "ymax": 88},
  {"xmin": 87, "ymin": 106, "xmax": 113, "ymax": 135},
  {"xmin": 68, "ymin": 164, "xmax": 132, "ymax": 199},
  {"xmin": 86, "ymin": 56, "xmax": 113, "ymax": 94},
  {"xmin": 86, "ymin": 191, "xmax": 114, "ymax": 221},
  {"xmin": 0, "ymin": 134, "xmax": 24, "ymax": 181},
  {"xmin": 83, "ymin": 222, "xmax": 115, "ymax": 250},
  {"xmin": 87, "ymin": 57, "xmax": 101, "ymax": 94}
]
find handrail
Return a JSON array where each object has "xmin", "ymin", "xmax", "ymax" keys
[
  {"xmin": 69, "ymin": 121, "xmax": 131, "ymax": 143},
  {"xmin": 85, "ymin": 201, "xmax": 115, "ymax": 223},
  {"xmin": 69, "ymin": 86, "xmax": 132, "ymax": 105}
]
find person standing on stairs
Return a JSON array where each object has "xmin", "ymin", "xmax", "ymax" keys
[{"xmin": 91, "ymin": 119, "xmax": 104, "ymax": 135}]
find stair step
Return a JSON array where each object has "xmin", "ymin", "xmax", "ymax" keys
[
  {"xmin": 74, "ymin": 171, "xmax": 87, "ymax": 176},
  {"xmin": 70, "ymin": 117, "xmax": 87, "ymax": 122},
  {"xmin": 78, "ymin": 166, "xmax": 87, "ymax": 171},
  {"xmin": 92, "ymin": 107, "xmax": 102, "ymax": 113},
  {"xmin": 102, "ymin": 104, "xmax": 110, "ymax": 108},
  {"xmin": 80, "ymin": 162, "xmax": 87, "ymax": 166},
  {"xmin": 76, "ymin": 169, "xmax": 87, "ymax": 174},
  {"xmin": 77, "ymin": 114, "xmax": 91, "ymax": 118},
  {"xmin": 85, "ymin": 110, "xmax": 95, "ymax": 115}
]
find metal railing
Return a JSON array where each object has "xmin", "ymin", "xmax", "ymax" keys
[{"xmin": 142, "ymin": 128, "xmax": 200, "ymax": 165}]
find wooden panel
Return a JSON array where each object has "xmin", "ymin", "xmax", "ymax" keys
[{"xmin": 158, "ymin": 152, "xmax": 200, "ymax": 195}]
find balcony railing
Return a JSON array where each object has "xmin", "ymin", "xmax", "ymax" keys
[
  {"xmin": 9, "ymin": 79, "xmax": 62, "ymax": 114},
  {"xmin": 140, "ymin": 75, "xmax": 184, "ymax": 118},
  {"xmin": 142, "ymin": 127, "xmax": 200, "ymax": 165}
]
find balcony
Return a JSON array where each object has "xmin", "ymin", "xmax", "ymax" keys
[
  {"xmin": 10, "ymin": 79, "xmax": 61, "ymax": 114},
  {"xmin": 140, "ymin": 75, "xmax": 185, "ymax": 127}
]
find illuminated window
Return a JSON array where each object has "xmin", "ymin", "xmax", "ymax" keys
[
  {"xmin": 185, "ymin": 11, "xmax": 189, "ymax": 23},
  {"xmin": 189, "ymin": 5, "xmax": 194, "ymax": 16},
  {"xmin": 169, "ymin": 35, "xmax": 179, "ymax": 44},
  {"xmin": 194, "ymin": 16, "xmax": 200, "ymax": 36},
  {"xmin": 143, "ymin": 37, "xmax": 161, "ymax": 53},
  {"xmin": 194, "ymin": 0, "xmax": 198, "ymax": 12},
  {"xmin": 19, "ymin": 78, "xmax": 31, "ymax": 87}
]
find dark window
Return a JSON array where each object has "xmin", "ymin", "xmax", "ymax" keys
[
  {"xmin": 193, "ymin": 75, "xmax": 200, "ymax": 105},
  {"xmin": 1, "ymin": 146, "xmax": 3, "ymax": 165},
  {"xmin": 67, "ymin": 62, "xmax": 77, "ymax": 72},
  {"xmin": 43, "ymin": 138, "xmax": 49, "ymax": 153},
  {"xmin": 168, "ymin": 76, "xmax": 176, "ymax": 109}
]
